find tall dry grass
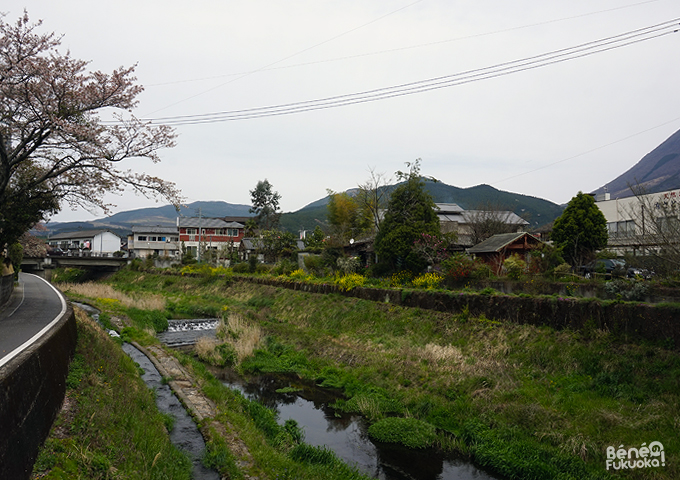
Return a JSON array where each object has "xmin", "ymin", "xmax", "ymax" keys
[
  {"xmin": 58, "ymin": 282, "xmax": 166, "ymax": 310},
  {"xmin": 217, "ymin": 313, "xmax": 262, "ymax": 362}
]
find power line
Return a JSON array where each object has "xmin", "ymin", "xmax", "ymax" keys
[
  {"xmin": 492, "ymin": 116, "xmax": 680, "ymax": 185},
  {"xmin": 125, "ymin": 18, "xmax": 679, "ymax": 125},
  {"xmin": 142, "ymin": 0, "xmax": 425, "ymax": 116},
  {"xmin": 145, "ymin": 0, "xmax": 668, "ymax": 88}
]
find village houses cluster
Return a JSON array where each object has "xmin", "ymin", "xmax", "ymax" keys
[{"xmin": 43, "ymin": 189, "xmax": 680, "ymax": 273}]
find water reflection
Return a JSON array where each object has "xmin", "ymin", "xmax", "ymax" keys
[{"xmin": 211, "ymin": 368, "xmax": 500, "ymax": 480}]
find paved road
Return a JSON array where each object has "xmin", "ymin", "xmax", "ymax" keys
[{"xmin": 0, "ymin": 273, "xmax": 67, "ymax": 368}]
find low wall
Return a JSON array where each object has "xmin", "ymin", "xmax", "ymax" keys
[
  {"xmin": 0, "ymin": 303, "xmax": 77, "ymax": 480},
  {"xmin": 0, "ymin": 273, "xmax": 13, "ymax": 306},
  {"xmin": 243, "ymin": 276, "xmax": 680, "ymax": 348}
]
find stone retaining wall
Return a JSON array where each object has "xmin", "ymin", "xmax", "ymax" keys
[
  {"xmin": 242, "ymin": 276, "xmax": 680, "ymax": 348},
  {"xmin": 0, "ymin": 303, "xmax": 77, "ymax": 480},
  {"xmin": 0, "ymin": 273, "xmax": 13, "ymax": 306}
]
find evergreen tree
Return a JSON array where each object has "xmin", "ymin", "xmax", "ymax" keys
[
  {"xmin": 552, "ymin": 192, "xmax": 608, "ymax": 266},
  {"xmin": 249, "ymin": 179, "xmax": 281, "ymax": 231},
  {"xmin": 374, "ymin": 160, "xmax": 440, "ymax": 273}
]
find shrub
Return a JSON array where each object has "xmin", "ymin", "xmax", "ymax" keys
[
  {"xmin": 470, "ymin": 262, "xmax": 495, "ymax": 280},
  {"xmin": 503, "ymin": 254, "xmax": 526, "ymax": 280},
  {"xmin": 553, "ymin": 263, "xmax": 572, "ymax": 278},
  {"xmin": 390, "ymin": 270, "xmax": 413, "ymax": 288},
  {"xmin": 271, "ymin": 258, "xmax": 297, "ymax": 276},
  {"xmin": 289, "ymin": 269, "xmax": 308, "ymax": 280},
  {"xmin": 442, "ymin": 253, "xmax": 476, "ymax": 282},
  {"xmin": 334, "ymin": 273, "xmax": 366, "ymax": 291},
  {"xmin": 232, "ymin": 262, "xmax": 250, "ymax": 274},
  {"xmin": 367, "ymin": 417, "xmax": 437, "ymax": 449},
  {"xmin": 303, "ymin": 254, "xmax": 325, "ymax": 276},
  {"xmin": 412, "ymin": 272, "xmax": 443, "ymax": 290},
  {"xmin": 336, "ymin": 256, "xmax": 360, "ymax": 275},
  {"xmin": 255, "ymin": 263, "xmax": 272, "ymax": 274},
  {"xmin": 604, "ymin": 278, "xmax": 650, "ymax": 301}
]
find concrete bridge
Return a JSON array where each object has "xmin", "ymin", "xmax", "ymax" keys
[{"xmin": 21, "ymin": 253, "xmax": 128, "ymax": 279}]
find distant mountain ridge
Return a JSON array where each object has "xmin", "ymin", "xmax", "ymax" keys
[
  {"xmin": 44, "ymin": 201, "xmax": 253, "ymax": 237},
  {"xmin": 594, "ymin": 127, "xmax": 680, "ymax": 198},
  {"xmin": 44, "ymin": 182, "xmax": 564, "ymax": 237},
  {"xmin": 279, "ymin": 181, "xmax": 563, "ymax": 232}
]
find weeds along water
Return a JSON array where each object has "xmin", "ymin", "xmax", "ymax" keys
[
  {"xmin": 59, "ymin": 270, "xmax": 680, "ymax": 480},
  {"xmin": 31, "ymin": 307, "xmax": 195, "ymax": 479}
]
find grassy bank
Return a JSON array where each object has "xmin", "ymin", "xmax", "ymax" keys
[
  {"xmin": 40, "ymin": 279, "xmax": 373, "ymax": 480},
  {"xmin": 31, "ymin": 308, "xmax": 193, "ymax": 479},
  {"xmin": 94, "ymin": 270, "xmax": 680, "ymax": 480}
]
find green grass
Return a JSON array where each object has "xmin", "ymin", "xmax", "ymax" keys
[
  {"xmin": 79, "ymin": 270, "xmax": 680, "ymax": 479},
  {"xmin": 32, "ymin": 308, "xmax": 192, "ymax": 480},
  {"xmin": 367, "ymin": 417, "xmax": 437, "ymax": 448}
]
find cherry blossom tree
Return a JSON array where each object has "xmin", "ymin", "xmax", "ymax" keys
[{"xmin": 0, "ymin": 12, "xmax": 180, "ymax": 246}]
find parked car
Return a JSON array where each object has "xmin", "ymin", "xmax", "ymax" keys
[
  {"xmin": 579, "ymin": 259, "xmax": 626, "ymax": 279},
  {"xmin": 626, "ymin": 266, "xmax": 656, "ymax": 280}
]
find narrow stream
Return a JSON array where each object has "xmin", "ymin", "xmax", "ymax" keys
[
  {"xmin": 122, "ymin": 343, "xmax": 219, "ymax": 480},
  {"xmin": 212, "ymin": 368, "xmax": 501, "ymax": 480},
  {"xmin": 73, "ymin": 304, "xmax": 219, "ymax": 480}
]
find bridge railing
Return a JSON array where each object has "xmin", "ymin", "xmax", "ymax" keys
[{"xmin": 48, "ymin": 251, "xmax": 127, "ymax": 258}]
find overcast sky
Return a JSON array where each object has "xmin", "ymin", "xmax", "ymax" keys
[{"xmin": 9, "ymin": 0, "xmax": 680, "ymax": 222}]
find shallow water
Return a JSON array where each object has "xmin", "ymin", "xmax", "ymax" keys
[
  {"xmin": 122, "ymin": 343, "xmax": 220, "ymax": 480},
  {"xmin": 157, "ymin": 319, "xmax": 219, "ymax": 347},
  {"xmin": 212, "ymin": 368, "xmax": 501, "ymax": 480}
]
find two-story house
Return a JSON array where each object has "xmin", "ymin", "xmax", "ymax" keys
[
  {"xmin": 128, "ymin": 226, "xmax": 180, "ymax": 258},
  {"xmin": 177, "ymin": 217, "xmax": 245, "ymax": 259},
  {"xmin": 47, "ymin": 229, "xmax": 122, "ymax": 256}
]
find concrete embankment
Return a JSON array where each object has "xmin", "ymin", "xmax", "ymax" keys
[{"xmin": 0, "ymin": 302, "xmax": 76, "ymax": 480}]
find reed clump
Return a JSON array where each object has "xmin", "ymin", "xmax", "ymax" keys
[{"xmin": 58, "ymin": 282, "xmax": 166, "ymax": 311}]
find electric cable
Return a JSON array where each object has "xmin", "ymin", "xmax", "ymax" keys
[{"xmin": 120, "ymin": 18, "xmax": 678, "ymax": 125}]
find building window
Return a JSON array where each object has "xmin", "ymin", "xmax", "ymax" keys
[
  {"xmin": 186, "ymin": 228, "xmax": 197, "ymax": 235},
  {"xmin": 137, "ymin": 236, "xmax": 147, "ymax": 241}
]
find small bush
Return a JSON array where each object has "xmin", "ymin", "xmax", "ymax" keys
[
  {"xmin": 255, "ymin": 263, "xmax": 272, "ymax": 274},
  {"xmin": 52, "ymin": 267, "xmax": 86, "ymax": 283},
  {"xmin": 503, "ymin": 254, "xmax": 526, "ymax": 280},
  {"xmin": 412, "ymin": 272, "xmax": 443, "ymax": 289},
  {"xmin": 390, "ymin": 270, "xmax": 413, "ymax": 288},
  {"xmin": 553, "ymin": 263, "xmax": 572, "ymax": 278},
  {"xmin": 303, "ymin": 254, "xmax": 325, "ymax": 276},
  {"xmin": 272, "ymin": 258, "xmax": 298, "ymax": 276},
  {"xmin": 334, "ymin": 273, "xmax": 366, "ymax": 291},
  {"xmin": 232, "ymin": 262, "xmax": 250, "ymax": 274},
  {"xmin": 336, "ymin": 256, "xmax": 360, "ymax": 275},
  {"xmin": 289, "ymin": 269, "xmax": 308, "ymax": 280},
  {"xmin": 442, "ymin": 254, "xmax": 476, "ymax": 282},
  {"xmin": 604, "ymin": 278, "xmax": 650, "ymax": 301},
  {"xmin": 367, "ymin": 417, "xmax": 437, "ymax": 449}
]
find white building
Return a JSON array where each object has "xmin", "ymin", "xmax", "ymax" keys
[
  {"xmin": 128, "ymin": 226, "xmax": 180, "ymax": 258},
  {"xmin": 48, "ymin": 229, "xmax": 122, "ymax": 256},
  {"xmin": 595, "ymin": 189, "xmax": 680, "ymax": 255}
]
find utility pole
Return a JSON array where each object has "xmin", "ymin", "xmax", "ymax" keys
[{"xmin": 197, "ymin": 207, "xmax": 202, "ymax": 263}]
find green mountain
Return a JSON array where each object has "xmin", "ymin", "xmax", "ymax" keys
[
  {"xmin": 43, "ymin": 183, "xmax": 562, "ymax": 238},
  {"xmin": 279, "ymin": 181, "xmax": 563, "ymax": 232},
  {"xmin": 44, "ymin": 201, "xmax": 253, "ymax": 237}
]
